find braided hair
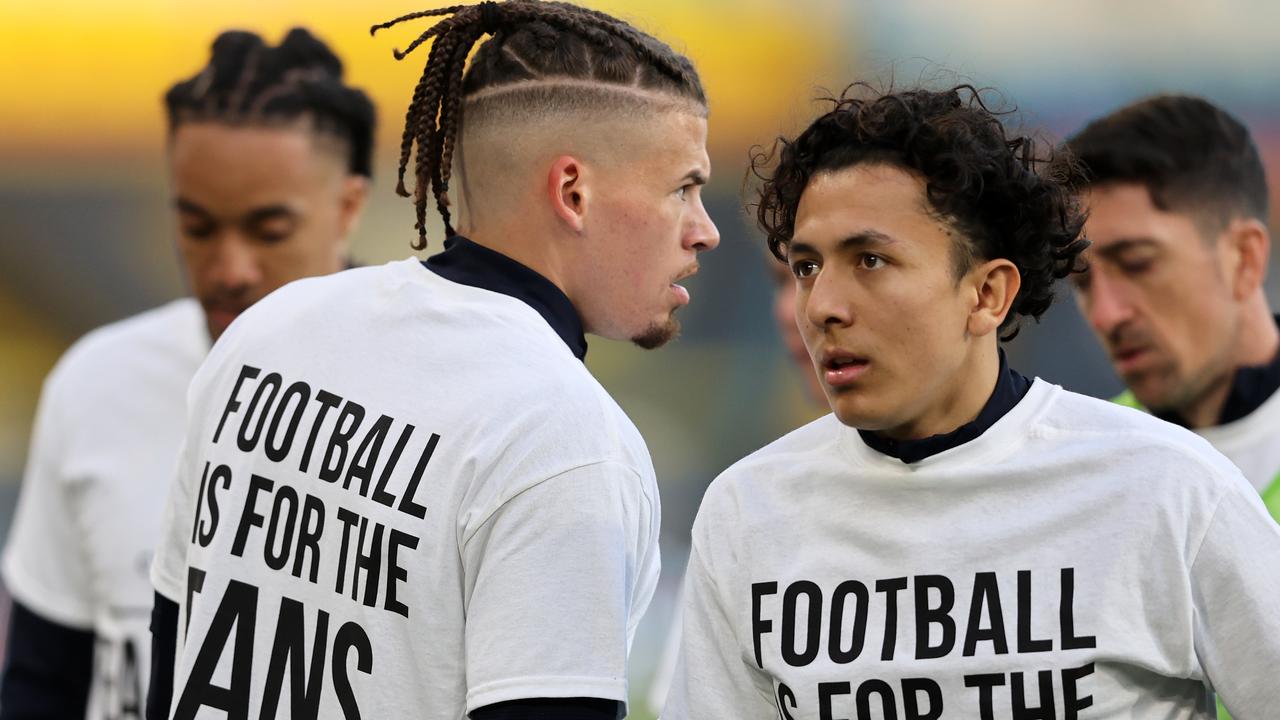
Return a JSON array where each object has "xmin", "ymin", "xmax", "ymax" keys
[
  {"xmin": 372, "ymin": 0, "xmax": 705, "ymax": 249},
  {"xmin": 166, "ymin": 28, "xmax": 376, "ymax": 178}
]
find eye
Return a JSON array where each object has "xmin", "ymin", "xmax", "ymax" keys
[
  {"xmin": 1118, "ymin": 258, "xmax": 1154, "ymax": 275},
  {"xmin": 858, "ymin": 253, "xmax": 886, "ymax": 270},
  {"xmin": 180, "ymin": 223, "xmax": 216, "ymax": 241},
  {"xmin": 675, "ymin": 185, "xmax": 692, "ymax": 201},
  {"xmin": 791, "ymin": 259, "xmax": 820, "ymax": 279}
]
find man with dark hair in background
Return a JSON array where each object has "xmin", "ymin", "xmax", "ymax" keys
[
  {"xmin": 147, "ymin": 2, "xmax": 718, "ymax": 719},
  {"xmin": 0, "ymin": 27, "xmax": 374, "ymax": 720},
  {"xmin": 667, "ymin": 84, "xmax": 1280, "ymax": 719},
  {"xmin": 1068, "ymin": 95, "xmax": 1279, "ymax": 523}
]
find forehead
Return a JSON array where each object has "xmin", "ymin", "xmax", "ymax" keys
[
  {"xmin": 1083, "ymin": 181, "xmax": 1205, "ymax": 250},
  {"xmin": 169, "ymin": 122, "xmax": 339, "ymax": 206},
  {"xmin": 792, "ymin": 164, "xmax": 940, "ymax": 250},
  {"xmin": 619, "ymin": 108, "xmax": 709, "ymax": 173}
]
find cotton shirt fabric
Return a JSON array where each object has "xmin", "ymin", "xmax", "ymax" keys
[
  {"xmin": 666, "ymin": 380, "xmax": 1280, "ymax": 719},
  {"xmin": 3, "ymin": 298, "xmax": 208, "ymax": 719},
  {"xmin": 150, "ymin": 257, "xmax": 659, "ymax": 719}
]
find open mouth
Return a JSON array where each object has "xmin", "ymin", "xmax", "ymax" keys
[{"xmin": 821, "ymin": 351, "xmax": 870, "ymax": 387}]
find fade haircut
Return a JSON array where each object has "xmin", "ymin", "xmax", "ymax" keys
[
  {"xmin": 753, "ymin": 83, "xmax": 1088, "ymax": 340},
  {"xmin": 1067, "ymin": 94, "xmax": 1269, "ymax": 234},
  {"xmin": 372, "ymin": 0, "xmax": 706, "ymax": 249},
  {"xmin": 165, "ymin": 28, "xmax": 377, "ymax": 178}
]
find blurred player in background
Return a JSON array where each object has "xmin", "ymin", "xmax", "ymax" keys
[
  {"xmin": 1068, "ymin": 95, "xmax": 1279, "ymax": 523},
  {"xmin": 146, "ymin": 2, "xmax": 718, "ymax": 719},
  {"xmin": 666, "ymin": 84, "xmax": 1280, "ymax": 719},
  {"xmin": 0, "ymin": 27, "xmax": 373, "ymax": 719}
]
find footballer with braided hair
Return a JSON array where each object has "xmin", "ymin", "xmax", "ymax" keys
[
  {"xmin": 147, "ymin": 2, "xmax": 717, "ymax": 719},
  {"xmin": 0, "ymin": 27, "xmax": 373, "ymax": 720},
  {"xmin": 667, "ymin": 84, "xmax": 1280, "ymax": 718}
]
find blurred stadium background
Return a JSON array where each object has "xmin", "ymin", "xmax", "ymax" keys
[{"xmin": 2, "ymin": 0, "xmax": 1279, "ymax": 716}]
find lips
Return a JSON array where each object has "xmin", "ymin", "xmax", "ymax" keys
[
  {"xmin": 819, "ymin": 348, "xmax": 870, "ymax": 387},
  {"xmin": 670, "ymin": 263, "xmax": 699, "ymax": 306},
  {"xmin": 1110, "ymin": 345, "xmax": 1151, "ymax": 374}
]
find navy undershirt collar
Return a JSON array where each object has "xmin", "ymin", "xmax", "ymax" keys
[
  {"xmin": 858, "ymin": 349, "xmax": 1032, "ymax": 464},
  {"xmin": 1156, "ymin": 314, "xmax": 1280, "ymax": 428},
  {"xmin": 424, "ymin": 235, "xmax": 588, "ymax": 361}
]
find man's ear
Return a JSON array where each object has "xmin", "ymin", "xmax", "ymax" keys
[
  {"xmin": 337, "ymin": 175, "xmax": 370, "ymax": 240},
  {"xmin": 546, "ymin": 155, "xmax": 589, "ymax": 233},
  {"xmin": 1222, "ymin": 218, "xmax": 1270, "ymax": 301},
  {"xmin": 967, "ymin": 258, "xmax": 1021, "ymax": 338}
]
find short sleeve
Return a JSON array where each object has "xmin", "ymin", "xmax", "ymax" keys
[
  {"xmin": 460, "ymin": 460, "xmax": 659, "ymax": 715},
  {"xmin": 661, "ymin": 538, "xmax": 776, "ymax": 720},
  {"xmin": 149, "ymin": 434, "xmax": 196, "ymax": 603},
  {"xmin": 1190, "ymin": 475, "xmax": 1280, "ymax": 716},
  {"xmin": 2, "ymin": 369, "xmax": 95, "ymax": 628}
]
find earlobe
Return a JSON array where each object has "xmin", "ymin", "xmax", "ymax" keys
[
  {"xmin": 547, "ymin": 156, "xmax": 587, "ymax": 233},
  {"xmin": 1228, "ymin": 219, "xmax": 1270, "ymax": 300},
  {"xmin": 338, "ymin": 176, "xmax": 371, "ymax": 239}
]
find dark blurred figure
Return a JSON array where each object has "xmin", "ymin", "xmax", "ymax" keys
[
  {"xmin": 1068, "ymin": 96, "xmax": 1279, "ymax": 517},
  {"xmin": 0, "ymin": 27, "xmax": 372, "ymax": 719}
]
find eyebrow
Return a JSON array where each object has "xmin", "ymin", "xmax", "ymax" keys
[
  {"xmin": 788, "ymin": 229, "xmax": 895, "ymax": 258},
  {"xmin": 174, "ymin": 197, "xmax": 212, "ymax": 218},
  {"xmin": 1093, "ymin": 237, "xmax": 1160, "ymax": 260},
  {"xmin": 682, "ymin": 169, "xmax": 709, "ymax": 186},
  {"xmin": 173, "ymin": 198, "xmax": 297, "ymax": 225}
]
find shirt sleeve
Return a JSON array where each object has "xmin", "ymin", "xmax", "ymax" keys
[
  {"xmin": 460, "ymin": 460, "xmax": 658, "ymax": 715},
  {"xmin": 1190, "ymin": 475, "xmax": 1280, "ymax": 717},
  {"xmin": 1, "ymin": 366, "xmax": 96, "ymax": 628},
  {"xmin": 150, "ymin": 434, "xmax": 196, "ymax": 603},
  {"xmin": 661, "ymin": 539, "xmax": 777, "ymax": 720},
  {"xmin": 0, "ymin": 600, "xmax": 95, "ymax": 720}
]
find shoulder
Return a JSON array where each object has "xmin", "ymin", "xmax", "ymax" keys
[
  {"xmin": 44, "ymin": 298, "xmax": 205, "ymax": 398},
  {"xmin": 1034, "ymin": 383, "xmax": 1242, "ymax": 487},
  {"xmin": 695, "ymin": 414, "xmax": 842, "ymax": 524}
]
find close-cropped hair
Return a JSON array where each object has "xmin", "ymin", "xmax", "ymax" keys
[
  {"xmin": 165, "ymin": 28, "xmax": 377, "ymax": 178},
  {"xmin": 1067, "ymin": 94, "xmax": 1269, "ymax": 232},
  {"xmin": 752, "ymin": 83, "xmax": 1088, "ymax": 340},
  {"xmin": 372, "ymin": 0, "xmax": 706, "ymax": 249}
]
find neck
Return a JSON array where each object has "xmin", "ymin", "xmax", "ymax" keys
[
  {"xmin": 462, "ymin": 225, "xmax": 571, "ymax": 298},
  {"xmin": 882, "ymin": 340, "xmax": 1001, "ymax": 440},
  {"xmin": 1180, "ymin": 296, "xmax": 1279, "ymax": 428}
]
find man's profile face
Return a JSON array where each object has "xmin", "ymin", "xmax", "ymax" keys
[
  {"xmin": 578, "ymin": 110, "xmax": 720, "ymax": 348},
  {"xmin": 1071, "ymin": 182, "xmax": 1239, "ymax": 412},
  {"xmin": 788, "ymin": 163, "xmax": 976, "ymax": 435},
  {"xmin": 169, "ymin": 122, "xmax": 361, "ymax": 340}
]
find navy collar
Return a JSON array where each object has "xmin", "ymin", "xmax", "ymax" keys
[
  {"xmin": 1157, "ymin": 314, "xmax": 1280, "ymax": 428},
  {"xmin": 858, "ymin": 349, "xmax": 1032, "ymax": 464},
  {"xmin": 424, "ymin": 236, "xmax": 588, "ymax": 361}
]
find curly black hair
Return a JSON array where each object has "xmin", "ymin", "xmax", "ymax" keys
[{"xmin": 753, "ymin": 83, "xmax": 1088, "ymax": 340}]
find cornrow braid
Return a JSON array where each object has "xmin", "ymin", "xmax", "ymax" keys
[
  {"xmin": 166, "ymin": 28, "xmax": 377, "ymax": 178},
  {"xmin": 372, "ymin": 0, "xmax": 705, "ymax": 250}
]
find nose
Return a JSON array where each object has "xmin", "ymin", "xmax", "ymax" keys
[
  {"xmin": 684, "ymin": 198, "xmax": 721, "ymax": 253},
  {"xmin": 1082, "ymin": 270, "xmax": 1133, "ymax": 337},
  {"xmin": 206, "ymin": 235, "xmax": 263, "ymax": 295},
  {"xmin": 802, "ymin": 266, "xmax": 853, "ymax": 331}
]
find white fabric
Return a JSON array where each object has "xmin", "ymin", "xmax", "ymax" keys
[
  {"xmin": 667, "ymin": 381, "xmax": 1280, "ymax": 720},
  {"xmin": 3, "ymin": 299, "xmax": 208, "ymax": 719},
  {"xmin": 1195, "ymin": 383, "xmax": 1280, "ymax": 495},
  {"xmin": 150, "ymin": 259, "xmax": 660, "ymax": 719}
]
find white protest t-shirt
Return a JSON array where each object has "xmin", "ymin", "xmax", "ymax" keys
[
  {"xmin": 4, "ymin": 299, "xmax": 208, "ymax": 720},
  {"xmin": 666, "ymin": 381, "xmax": 1280, "ymax": 720},
  {"xmin": 150, "ymin": 258, "xmax": 660, "ymax": 720},
  {"xmin": 1195, "ymin": 385, "xmax": 1280, "ymax": 514}
]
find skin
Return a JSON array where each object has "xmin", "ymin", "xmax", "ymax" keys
[
  {"xmin": 1072, "ymin": 182, "xmax": 1276, "ymax": 427},
  {"xmin": 768, "ymin": 259, "xmax": 826, "ymax": 403},
  {"xmin": 787, "ymin": 164, "xmax": 1019, "ymax": 439},
  {"xmin": 169, "ymin": 121, "xmax": 369, "ymax": 340},
  {"xmin": 454, "ymin": 98, "xmax": 720, "ymax": 348}
]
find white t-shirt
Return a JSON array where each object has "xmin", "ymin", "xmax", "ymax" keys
[
  {"xmin": 150, "ymin": 258, "xmax": 660, "ymax": 719},
  {"xmin": 1195, "ymin": 385, "xmax": 1280, "ymax": 508},
  {"xmin": 3, "ymin": 299, "xmax": 208, "ymax": 720},
  {"xmin": 666, "ymin": 381, "xmax": 1280, "ymax": 720}
]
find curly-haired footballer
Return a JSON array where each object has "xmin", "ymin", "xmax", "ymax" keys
[{"xmin": 664, "ymin": 85, "xmax": 1280, "ymax": 719}]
